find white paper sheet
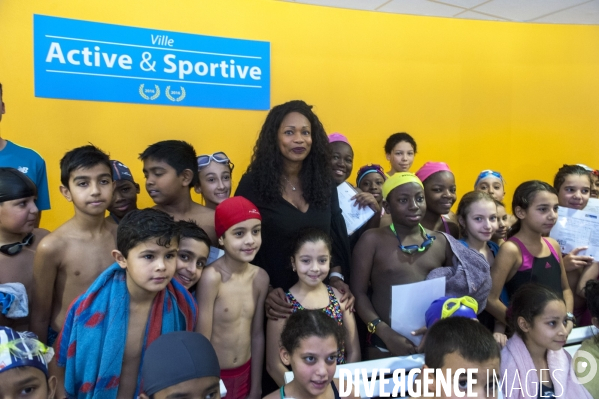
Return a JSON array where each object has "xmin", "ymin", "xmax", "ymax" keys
[
  {"xmin": 550, "ymin": 199, "xmax": 599, "ymax": 258},
  {"xmin": 391, "ymin": 277, "xmax": 446, "ymax": 346},
  {"xmin": 337, "ymin": 182, "xmax": 376, "ymax": 235}
]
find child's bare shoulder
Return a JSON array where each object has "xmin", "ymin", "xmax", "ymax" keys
[
  {"xmin": 330, "ymin": 285, "xmax": 343, "ymax": 299},
  {"xmin": 33, "ymin": 228, "xmax": 50, "ymax": 241},
  {"xmin": 191, "ymin": 201, "xmax": 215, "ymax": 216},
  {"xmin": 200, "ymin": 264, "xmax": 223, "ymax": 283},
  {"xmin": 544, "ymin": 237, "xmax": 562, "ymax": 254},
  {"xmin": 360, "ymin": 226, "xmax": 389, "ymax": 245},
  {"xmin": 249, "ymin": 264, "xmax": 269, "ymax": 287},
  {"xmin": 37, "ymin": 226, "xmax": 70, "ymax": 256}
]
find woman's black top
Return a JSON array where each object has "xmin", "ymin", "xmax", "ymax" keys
[{"xmin": 235, "ymin": 171, "xmax": 351, "ymax": 291}]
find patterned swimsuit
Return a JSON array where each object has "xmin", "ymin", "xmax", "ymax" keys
[{"xmin": 285, "ymin": 285, "xmax": 346, "ymax": 364}]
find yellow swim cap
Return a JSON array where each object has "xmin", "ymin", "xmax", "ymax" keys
[{"xmin": 382, "ymin": 172, "xmax": 423, "ymax": 200}]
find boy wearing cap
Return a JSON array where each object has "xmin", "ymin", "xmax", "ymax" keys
[
  {"xmin": 140, "ymin": 331, "xmax": 221, "ymax": 399},
  {"xmin": 197, "ymin": 196, "xmax": 269, "ymax": 399},
  {"xmin": 350, "ymin": 173, "xmax": 491, "ymax": 359},
  {"xmin": 0, "ymin": 168, "xmax": 49, "ymax": 331},
  {"xmin": 106, "ymin": 160, "xmax": 139, "ymax": 225},
  {"xmin": 140, "ymin": 140, "xmax": 217, "ymax": 244},
  {"xmin": 30, "ymin": 145, "xmax": 117, "ymax": 346},
  {"xmin": 0, "ymin": 326, "xmax": 57, "ymax": 399},
  {"xmin": 51, "ymin": 208, "xmax": 197, "ymax": 399}
]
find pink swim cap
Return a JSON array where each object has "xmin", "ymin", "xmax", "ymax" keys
[
  {"xmin": 328, "ymin": 133, "xmax": 351, "ymax": 146},
  {"xmin": 415, "ymin": 162, "xmax": 452, "ymax": 183}
]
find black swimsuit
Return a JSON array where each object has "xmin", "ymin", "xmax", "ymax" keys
[{"xmin": 505, "ymin": 237, "xmax": 563, "ymax": 299}]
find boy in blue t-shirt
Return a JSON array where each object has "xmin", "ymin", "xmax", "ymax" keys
[{"xmin": 0, "ymin": 83, "xmax": 51, "ymax": 224}]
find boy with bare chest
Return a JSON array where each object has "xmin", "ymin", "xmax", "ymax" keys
[
  {"xmin": 139, "ymin": 140, "xmax": 217, "ymax": 244},
  {"xmin": 352, "ymin": 173, "xmax": 451, "ymax": 358},
  {"xmin": 51, "ymin": 208, "xmax": 197, "ymax": 399},
  {"xmin": 30, "ymin": 145, "xmax": 117, "ymax": 345},
  {"xmin": 0, "ymin": 168, "xmax": 49, "ymax": 331},
  {"xmin": 197, "ymin": 196, "xmax": 269, "ymax": 399}
]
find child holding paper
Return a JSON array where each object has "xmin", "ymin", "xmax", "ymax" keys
[{"xmin": 350, "ymin": 172, "xmax": 491, "ymax": 359}]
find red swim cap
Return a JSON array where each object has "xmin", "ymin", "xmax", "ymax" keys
[{"xmin": 215, "ymin": 196, "xmax": 262, "ymax": 238}]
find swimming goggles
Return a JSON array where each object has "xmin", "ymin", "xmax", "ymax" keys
[
  {"xmin": 197, "ymin": 152, "xmax": 234, "ymax": 171},
  {"xmin": 0, "ymin": 233, "xmax": 34, "ymax": 256},
  {"xmin": 474, "ymin": 170, "xmax": 504, "ymax": 189},
  {"xmin": 389, "ymin": 223, "xmax": 435, "ymax": 255},
  {"xmin": 0, "ymin": 336, "xmax": 53, "ymax": 362},
  {"xmin": 441, "ymin": 296, "xmax": 478, "ymax": 319}
]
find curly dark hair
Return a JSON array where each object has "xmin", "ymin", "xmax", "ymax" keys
[{"xmin": 247, "ymin": 100, "xmax": 332, "ymax": 209}]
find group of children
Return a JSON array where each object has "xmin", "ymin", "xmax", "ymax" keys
[{"xmin": 2, "ymin": 109, "xmax": 599, "ymax": 399}]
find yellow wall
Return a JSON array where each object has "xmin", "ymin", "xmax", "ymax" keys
[{"xmin": 1, "ymin": 0, "xmax": 598, "ymax": 230}]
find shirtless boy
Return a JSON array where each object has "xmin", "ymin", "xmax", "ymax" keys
[
  {"xmin": 140, "ymin": 140, "xmax": 217, "ymax": 243},
  {"xmin": 0, "ymin": 168, "xmax": 49, "ymax": 331},
  {"xmin": 30, "ymin": 145, "xmax": 117, "ymax": 345},
  {"xmin": 351, "ymin": 173, "xmax": 491, "ymax": 359},
  {"xmin": 106, "ymin": 160, "xmax": 139, "ymax": 225},
  {"xmin": 52, "ymin": 208, "xmax": 197, "ymax": 399},
  {"xmin": 197, "ymin": 196, "xmax": 269, "ymax": 399}
]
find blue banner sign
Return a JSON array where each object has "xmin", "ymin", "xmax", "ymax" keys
[{"xmin": 34, "ymin": 15, "xmax": 271, "ymax": 110}]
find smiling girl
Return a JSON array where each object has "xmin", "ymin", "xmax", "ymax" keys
[
  {"xmin": 264, "ymin": 310, "xmax": 355, "ymax": 399},
  {"xmin": 501, "ymin": 284, "xmax": 592, "ymax": 399},
  {"xmin": 486, "ymin": 181, "xmax": 574, "ymax": 334},
  {"xmin": 415, "ymin": 161, "xmax": 459, "ymax": 238},
  {"xmin": 266, "ymin": 228, "xmax": 359, "ymax": 386},
  {"xmin": 194, "ymin": 152, "xmax": 234, "ymax": 210}
]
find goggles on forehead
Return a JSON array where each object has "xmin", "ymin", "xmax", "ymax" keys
[
  {"xmin": 0, "ymin": 337, "xmax": 53, "ymax": 363},
  {"xmin": 197, "ymin": 152, "xmax": 234, "ymax": 171},
  {"xmin": 0, "ymin": 233, "xmax": 34, "ymax": 256},
  {"xmin": 474, "ymin": 170, "xmax": 504, "ymax": 189}
]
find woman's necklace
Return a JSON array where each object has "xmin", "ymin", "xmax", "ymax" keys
[{"xmin": 282, "ymin": 175, "xmax": 296, "ymax": 191}]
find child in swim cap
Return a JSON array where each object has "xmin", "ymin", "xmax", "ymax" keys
[
  {"xmin": 351, "ymin": 172, "xmax": 491, "ymax": 359},
  {"xmin": 0, "ymin": 326, "xmax": 57, "ymax": 399}
]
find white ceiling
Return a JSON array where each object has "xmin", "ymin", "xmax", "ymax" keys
[{"xmin": 279, "ymin": 0, "xmax": 599, "ymax": 24}]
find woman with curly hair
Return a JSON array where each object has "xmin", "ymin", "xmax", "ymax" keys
[{"xmin": 235, "ymin": 100, "xmax": 352, "ymax": 320}]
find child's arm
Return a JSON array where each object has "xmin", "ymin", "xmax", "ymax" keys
[
  {"xmin": 493, "ymin": 321, "xmax": 507, "ymax": 348},
  {"xmin": 29, "ymin": 235, "xmax": 61, "ymax": 344},
  {"xmin": 265, "ymin": 317, "xmax": 289, "ymax": 387},
  {"xmin": 486, "ymin": 241, "xmax": 519, "ymax": 325},
  {"xmin": 332, "ymin": 286, "xmax": 361, "ymax": 363},
  {"xmin": 548, "ymin": 238, "xmax": 574, "ymax": 316},
  {"xmin": 249, "ymin": 269, "xmax": 269, "ymax": 399},
  {"xmin": 578, "ymin": 261, "xmax": 599, "ymax": 297},
  {"xmin": 350, "ymin": 231, "xmax": 416, "ymax": 355},
  {"xmin": 195, "ymin": 266, "xmax": 220, "ymax": 339}
]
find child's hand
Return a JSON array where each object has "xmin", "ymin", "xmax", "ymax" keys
[
  {"xmin": 563, "ymin": 247, "xmax": 594, "ymax": 271},
  {"xmin": 351, "ymin": 192, "xmax": 381, "ymax": 212},
  {"xmin": 265, "ymin": 288, "xmax": 293, "ymax": 320},
  {"xmin": 385, "ymin": 333, "xmax": 417, "ymax": 356},
  {"xmin": 412, "ymin": 327, "xmax": 427, "ymax": 353},
  {"xmin": 493, "ymin": 332, "xmax": 507, "ymax": 348},
  {"xmin": 329, "ymin": 278, "xmax": 355, "ymax": 312}
]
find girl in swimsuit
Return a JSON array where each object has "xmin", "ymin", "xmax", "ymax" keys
[
  {"xmin": 266, "ymin": 228, "xmax": 359, "ymax": 386},
  {"xmin": 486, "ymin": 181, "xmax": 574, "ymax": 336},
  {"xmin": 263, "ymin": 310, "xmax": 354, "ymax": 399},
  {"xmin": 415, "ymin": 162, "xmax": 459, "ymax": 238}
]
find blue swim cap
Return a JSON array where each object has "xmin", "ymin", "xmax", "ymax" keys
[
  {"xmin": 0, "ymin": 327, "xmax": 52, "ymax": 376},
  {"xmin": 425, "ymin": 296, "xmax": 478, "ymax": 329}
]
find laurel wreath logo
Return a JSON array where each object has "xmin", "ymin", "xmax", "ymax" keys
[
  {"xmin": 139, "ymin": 84, "xmax": 160, "ymax": 100},
  {"xmin": 166, "ymin": 86, "xmax": 186, "ymax": 102}
]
